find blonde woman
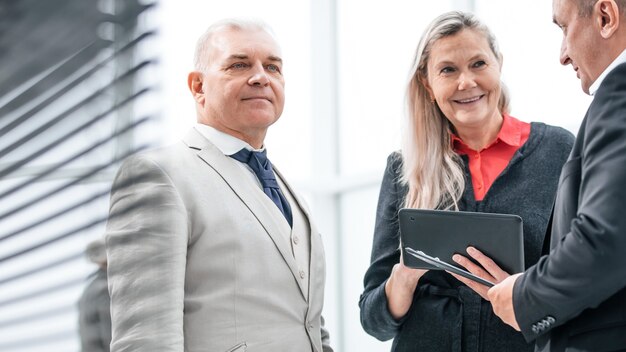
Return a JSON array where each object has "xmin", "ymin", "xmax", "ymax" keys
[{"xmin": 359, "ymin": 11, "xmax": 574, "ymax": 351}]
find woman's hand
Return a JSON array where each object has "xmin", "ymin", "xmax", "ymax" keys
[
  {"xmin": 385, "ymin": 260, "xmax": 427, "ymax": 320},
  {"xmin": 450, "ymin": 246, "xmax": 510, "ymax": 300}
]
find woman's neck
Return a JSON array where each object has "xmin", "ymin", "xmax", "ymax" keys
[{"xmin": 455, "ymin": 115, "xmax": 503, "ymax": 151}]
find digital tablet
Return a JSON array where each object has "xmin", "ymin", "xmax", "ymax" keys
[
  {"xmin": 399, "ymin": 208, "xmax": 524, "ymax": 274},
  {"xmin": 405, "ymin": 247, "xmax": 495, "ymax": 287}
]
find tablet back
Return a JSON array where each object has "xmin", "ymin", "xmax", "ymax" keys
[{"xmin": 399, "ymin": 208, "xmax": 524, "ymax": 274}]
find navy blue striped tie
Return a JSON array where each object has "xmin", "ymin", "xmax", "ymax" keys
[{"xmin": 230, "ymin": 148, "xmax": 293, "ymax": 227}]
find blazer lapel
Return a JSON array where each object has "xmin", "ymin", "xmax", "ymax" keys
[{"xmin": 183, "ymin": 129, "xmax": 305, "ymax": 297}]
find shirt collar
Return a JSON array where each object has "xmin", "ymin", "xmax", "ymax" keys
[
  {"xmin": 452, "ymin": 114, "xmax": 523, "ymax": 152},
  {"xmin": 194, "ymin": 123, "xmax": 263, "ymax": 155},
  {"xmin": 589, "ymin": 48, "xmax": 626, "ymax": 96}
]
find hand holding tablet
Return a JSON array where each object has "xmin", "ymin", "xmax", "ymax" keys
[{"xmin": 405, "ymin": 247, "xmax": 495, "ymax": 287}]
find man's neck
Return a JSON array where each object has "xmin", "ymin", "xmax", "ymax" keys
[{"xmin": 589, "ymin": 46, "xmax": 626, "ymax": 95}]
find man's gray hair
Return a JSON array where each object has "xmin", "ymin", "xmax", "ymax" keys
[
  {"xmin": 575, "ymin": 0, "xmax": 626, "ymax": 17},
  {"xmin": 193, "ymin": 18, "xmax": 277, "ymax": 72}
]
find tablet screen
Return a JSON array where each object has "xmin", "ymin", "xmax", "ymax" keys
[{"xmin": 399, "ymin": 208, "xmax": 524, "ymax": 274}]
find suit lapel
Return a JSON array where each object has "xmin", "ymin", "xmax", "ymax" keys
[{"xmin": 183, "ymin": 129, "xmax": 306, "ymax": 297}]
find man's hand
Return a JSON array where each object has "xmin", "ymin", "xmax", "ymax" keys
[
  {"xmin": 451, "ymin": 246, "xmax": 522, "ymax": 330},
  {"xmin": 488, "ymin": 273, "xmax": 522, "ymax": 331},
  {"xmin": 451, "ymin": 246, "xmax": 510, "ymax": 300}
]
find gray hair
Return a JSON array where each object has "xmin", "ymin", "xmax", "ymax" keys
[
  {"xmin": 402, "ymin": 11, "xmax": 508, "ymax": 210},
  {"xmin": 576, "ymin": 0, "xmax": 599, "ymax": 16},
  {"xmin": 193, "ymin": 18, "xmax": 278, "ymax": 72},
  {"xmin": 575, "ymin": 0, "xmax": 626, "ymax": 17}
]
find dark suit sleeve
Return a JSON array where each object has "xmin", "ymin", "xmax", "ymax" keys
[
  {"xmin": 513, "ymin": 65, "xmax": 626, "ymax": 340},
  {"xmin": 359, "ymin": 152, "xmax": 407, "ymax": 341}
]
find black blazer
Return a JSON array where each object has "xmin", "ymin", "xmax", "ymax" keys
[{"xmin": 514, "ymin": 62, "xmax": 626, "ymax": 351}]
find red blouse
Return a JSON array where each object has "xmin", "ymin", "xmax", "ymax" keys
[{"xmin": 452, "ymin": 115, "xmax": 531, "ymax": 201}]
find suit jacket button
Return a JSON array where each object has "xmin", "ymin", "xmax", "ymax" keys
[
  {"xmin": 299, "ymin": 270, "xmax": 306, "ymax": 279},
  {"xmin": 531, "ymin": 325, "xmax": 539, "ymax": 334},
  {"xmin": 546, "ymin": 316, "xmax": 555, "ymax": 324},
  {"xmin": 293, "ymin": 235, "xmax": 299, "ymax": 245}
]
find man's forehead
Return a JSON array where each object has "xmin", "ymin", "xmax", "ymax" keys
[
  {"xmin": 552, "ymin": 0, "xmax": 573, "ymax": 22},
  {"xmin": 209, "ymin": 28, "xmax": 281, "ymax": 58}
]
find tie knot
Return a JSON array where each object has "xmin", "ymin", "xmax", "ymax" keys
[
  {"xmin": 229, "ymin": 148, "xmax": 278, "ymax": 189},
  {"xmin": 228, "ymin": 148, "xmax": 293, "ymax": 227}
]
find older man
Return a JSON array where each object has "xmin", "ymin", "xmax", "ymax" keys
[
  {"xmin": 105, "ymin": 19, "xmax": 332, "ymax": 352},
  {"xmin": 484, "ymin": 0, "xmax": 626, "ymax": 351}
]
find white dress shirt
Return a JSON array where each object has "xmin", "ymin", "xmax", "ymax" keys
[{"xmin": 589, "ymin": 48, "xmax": 626, "ymax": 96}]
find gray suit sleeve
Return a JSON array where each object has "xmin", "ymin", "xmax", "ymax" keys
[
  {"xmin": 105, "ymin": 155, "xmax": 188, "ymax": 351},
  {"xmin": 514, "ymin": 68, "xmax": 626, "ymax": 340}
]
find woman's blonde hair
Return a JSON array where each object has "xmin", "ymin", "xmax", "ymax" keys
[{"xmin": 402, "ymin": 11, "xmax": 509, "ymax": 210}]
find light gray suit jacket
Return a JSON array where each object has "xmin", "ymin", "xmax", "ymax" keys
[{"xmin": 105, "ymin": 129, "xmax": 332, "ymax": 352}]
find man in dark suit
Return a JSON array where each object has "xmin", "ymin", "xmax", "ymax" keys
[{"xmin": 486, "ymin": 0, "xmax": 626, "ymax": 350}]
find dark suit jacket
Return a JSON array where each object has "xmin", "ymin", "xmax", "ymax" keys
[{"xmin": 513, "ymin": 62, "xmax": 626, "ymax": 351}]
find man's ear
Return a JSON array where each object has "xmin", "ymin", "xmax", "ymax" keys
[
  {"xmin": 596, "ymin": 0, "xmax": 620, "ymax": 39},
  {"xmin": 188, "ymin": 71, "xmax": 205, "ymax": 104}
]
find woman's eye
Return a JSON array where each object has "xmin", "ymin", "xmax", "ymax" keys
[
  {"xmin": 441, "ymin": 66, "xmax": 455, "ymax": 74},
  {"xmin": 473, "ymin": 60, "xmax": 486, "ymax": 68}
]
